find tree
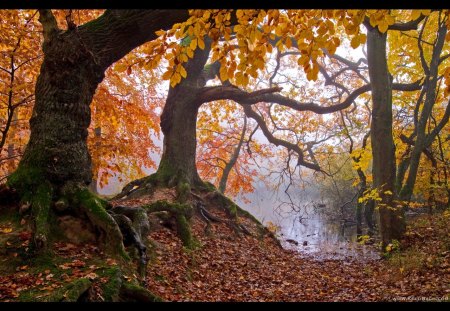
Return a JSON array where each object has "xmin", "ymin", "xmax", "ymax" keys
[
  {"xmin": 6, "ymin": 9, "xmax": 189, "ymax": 254},
  {"xmin": 4, "ymin": 9, "xmax": 450, "ymax": 265},
  {"xmin": 0, "ymin": 10, "xmax": 41, "ymax": 183}
]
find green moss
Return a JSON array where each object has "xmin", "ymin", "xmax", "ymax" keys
[
  {"xmin": 143, "ymin": 200, "xmax": 194, "ymax": 248},
  {"xmin": 176, "ymin": 214, "xmax": 194, "ymax": 249},
  {"xmin": 119, "ymin": 282, "xmax": 163, "ymax": 302},
  {"xmin": 32, "ymin": 182, "xmax": 52, "ymax": 233},
  {"xmin": 7, "ymin": 165, "xmax": 40, "ymax": 189},
  {"xmin": 98, "ymin": 266, "xmax": 123, "ymax": 302},
  {"xmin": 202, "ymin": 181, "xmax": 217, "ymax": 192},
  {"xmin": 7, "ymin": 165, "xmax": 47, "ymax": 204},
  {"xmin": 76, "ymin": 189, "xmax": 129, "ymax": 260},
  {"xmin": 177, "ymin": 181, "xmax": 191, "ymax": 203},
  {"xmin": 41, "ymin": 278, "xmax": 92, "ymax": 302},
  {"xmin": 153, "ymin": 160, "xmax": 178, "ymax": 186}
]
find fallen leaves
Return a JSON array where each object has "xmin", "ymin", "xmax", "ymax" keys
[
  {"xmin": 0, "ymin": 227, "xmax": 13, "ymax": 234},
  {"xmin": 0, "ymin": 201, "xmax": 448, "ymax": 302}
]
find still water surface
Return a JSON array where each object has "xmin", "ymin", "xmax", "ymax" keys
[{"xmin": 238, "ymin": 186, "xmax": 380, "ymax": 261}]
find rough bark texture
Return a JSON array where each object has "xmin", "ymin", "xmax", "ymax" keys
[
  {"xmin": 366, "ymin": 26, "xmax": 405, "ymax": 248},
  {"xmin": 11, "ymin": 10, "xmax": 189, "ymax": 191},
  {"xmin": 6, "ymin": 10, "xmax": 189, "ymax": 255}
]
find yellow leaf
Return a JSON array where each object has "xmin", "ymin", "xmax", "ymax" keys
[
  {"xmin": 219, "ymin": 65, "xmax": 228, "ymax": 81},
  {"xmin": 186, "ymin": 47, "xmax": 194, "ymax": 58},
  {"xmin": 198, "ymin": 38, "xmax": 205, "ymax": 50},
  {"xmin": 350, "ymin": 36, "xmax": 360, "ymax": 49},
  {"xmin": 378, "ymin": 22, "xmax": 389, "ymax": 33},
  {"xmin": 1, "ymin": 227, "xmax": 12, "ymax": 233},
  {"xmin": 114, "ymin": 63, "xmax": 128, "ymax": 73},
  {"xmin": 203, "ymin": 11, "xmax": 211, "ymax": 19},
  {"xmin": 359, "ymin": 33, "xmax": 367, "ymax": 44},
  {"xmin": 285, "ymin": 37, "xmax": 292, "ymax": 49},
  {"xmin": 410, "ymin": 10, "xmax": 421, "ymax": 20},
  {"xmin": 155, "ymin": 29, "xmax": 166, "ymax": 36},
  {"xmin": 180, "ymin": 53, "xmax": 188, "ymax": 63},
  {"xmin": 162, "ymin": 70, "xmax": 172, "ymax": 80},
  {"xmin": 179, "ymin": 65, "xmax": 187, "ymax": 78},
  {"xmin": 190, "ymin": 38, "xmax": 197, "ymax": 51}
]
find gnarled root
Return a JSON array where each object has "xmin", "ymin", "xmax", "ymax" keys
[
  {"xmin": 73, "ymin": 188, "xmax": 128, "ymax": 260},
  {"xmin": 95, "ymin": 267, "xmax": 162, "ymax": 302},
  {"xmin": 143, "ymin": 200, "xmax": 195, "ymax": 248},
  {"xmin": 113, "ymin": 176, "xmax": 151, "ymax": 200},
  {"xmin": 109, "ymin": 205, "xmax": 150, "ymax": 283},
  {"xmin": 30, "ymin": 182, "xmax": 53, "ymax": 252}
]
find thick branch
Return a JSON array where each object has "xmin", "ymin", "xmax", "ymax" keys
[
  {"xmin": 38, "ymin": 9, "xmax": 59, "ymax": 43},
  {"xmin": 77, "ymin": 10, "xmax": 189, "ymax": 70},
  {"xmin": 389, "ymin": 15, "xmax": 426, "ymax": 31},
  {"xmin": 399, "ymin": 134, "xmax": 437, "ymax": 167}
]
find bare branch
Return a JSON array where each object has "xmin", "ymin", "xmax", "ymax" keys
[{"xmin": 241, "ymin": 105, "xmax": 320, "ymax": 171}]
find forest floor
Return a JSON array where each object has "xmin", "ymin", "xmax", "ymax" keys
[{"xmin": 0, "ymin": 190, "xmax": 449, "ymax": 302}]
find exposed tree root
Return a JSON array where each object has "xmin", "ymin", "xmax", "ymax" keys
[
  {"xmin": 41, "ymin": 278, "xmax": 93, "ymax": 302},
  {"xmin": 119, "ymin": 282, "xmax": 163, "ymax": 302},
  {"xmin": 195, "ymin": 200, "xmax": 250, "ymax": 236},
  {"xmin": 38, "ymin": 267, "xmax": 162, "ymax": 302},
  {"xmin": 142, "ymin": 200, "xmax": 195, "ymax": 248},
  {"xmin": 73, "ymin": 188, "xmax": 128, "ymax": 259},
  {"xmin": 30, "ymin": 182, "xmax": 52, "ymax": 251},
  {"xmin": 6, "ymin": 170, "xmax": 153, "ymax": 286},
  {"xmin": 202, "ymin": 190, "xmax": 282, "ymax": 247},
  {"xmin": 93, "ymin": 267, "xmax": 163, "ymax": 302},
  {"xmin": 113, "ymin": 176, "xmax": 152, "ymax": 200},
  {"xmin": 109, "ymin": 205, "xmax": 150, "ymax": 282}
]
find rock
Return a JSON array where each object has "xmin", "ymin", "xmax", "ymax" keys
[
  {"xmin": 58, "ymin": 215, "xmax": 96, "ymax": 244},
  {"xmin": 303, "ymin": 241, "xmax": 308, "ymax": 246},
  {"xmin": 286, "ymin": 239, "xmax": 299, "ymax": 245}
]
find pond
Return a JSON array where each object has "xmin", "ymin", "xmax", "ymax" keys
[{"xmin": 237, "ymin": 184, "xmax": 380, "ymax": 261}]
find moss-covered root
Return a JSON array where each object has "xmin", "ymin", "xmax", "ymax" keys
[
  {"xmin": 119, "ymin": 282, "xmax": 163, "ymax": 302},
  {"xmin": 99, "ymin": 267, "xmax": 123, "ymax": 301},
  {"xmin": 205, "ymin": 190, "xmax": 282, "ymax": 246},
  {"xmin": 176, "ymin": 179, "xmax": 191, "ymax": 203},
  {"xmin": 44, "ymin": 278, "xmax": 92, "ymax": 302},
  {"xmin": 143, "ymin": 200, "xmax": 194, "ymax": 248},
  {"xmin": 176, "ymin": 214, "xmax": 194, "ymax": 249},
  {"xmin": 99, "ymin": 267, "xmax": 163, "ymax": 302},
  {"xmin": 31, "ymin": 182, "xmax": 53, "ymax": 252},
  {"xmin": 76, "ymin": 189, "xmax": 128, "ymax": 260}
]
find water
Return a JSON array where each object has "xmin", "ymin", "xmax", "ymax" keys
[{"xmin": 237, "ymin": 185, "xmax": 380, "ymax": 261}]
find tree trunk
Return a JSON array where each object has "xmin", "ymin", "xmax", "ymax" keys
[
  {"xmin": 366, "ymin": 26, "xmax": 405, "ymax": 248},
  {"xmin": 16, "ymin": 32, "xmax": 103, "ymax": 187},
  {"xmin": 10, "ymin": 10, "xmax": 189, "ymax": 192},
  {"xmin": 156, "ymin": 39, "xmax": 213, "ymax": 189},
  {"xmin": 158, "ymin": 90, "xmax": 203, "ymax": 187},
  {"xmin": 399, "ymin": 22, "xmax": 447, "ymax": 202},
  {"xmin": 7, "ymin": 10, "xmax": 190, "ymax": 252},
  {"xmin": 219, "ymin": 117, "xmax": 247, "ymax": 193}
]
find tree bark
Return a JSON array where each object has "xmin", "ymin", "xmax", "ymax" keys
[
  {"xmin": 7, "ymin": 10, "xmax": 189, "ymax": 253},
  {"xmin": 366, "ymin": 26, "xmax": 405, "ymax": 248},
  {"xmin": 157, "ymin": 39, "xmax": 213, "ymax": 188},
  {"xmin": 11, "ymin": 10, "xmax": 189, "ymax": 192}
]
